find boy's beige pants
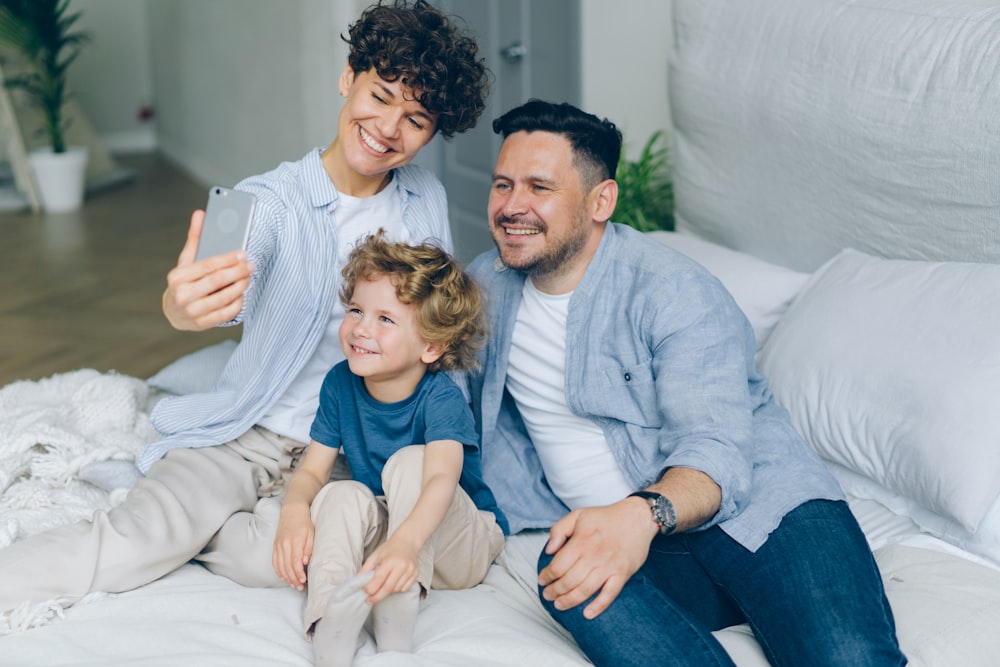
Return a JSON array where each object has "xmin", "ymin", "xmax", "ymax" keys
[
  {"xmin": 0, "ymin": 427, "xmax": 349, "ymax": 611},
  {"xmin": 303, "ymin": 445, "xmax": 506, "ymax": 633}
]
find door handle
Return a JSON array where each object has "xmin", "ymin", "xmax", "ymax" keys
[{"xmin": 500, "ymin": 41, "xmax": 526, "ymax": 63}]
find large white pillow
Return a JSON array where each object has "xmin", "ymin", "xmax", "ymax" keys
[
  {"xmin": 757, "ymin": 249, "xmax": 1000, "ymax": 561},
  {"xmin": 648, "ymin": 231, "xmax": 810, "ymax": 349}
]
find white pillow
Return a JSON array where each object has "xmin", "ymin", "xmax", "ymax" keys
[
  {"xmin": 648, "ymin": 231, "xmax": 810, "ymax": 349},
  {"xmin": 757, "ymin": 249, "xmax": 1000, "ymax": 560},
  {"xmin": 828, "ymin": 460, "xmax": 1000, "ymax": 565},
  {"xmin": 147, "ymin": 340, "xmax": 238, "ymax": 396}
]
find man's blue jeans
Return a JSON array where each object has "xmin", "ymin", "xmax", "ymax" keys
[{"xmin": 538, "ymin": 500, "xmax": 906, "ymax": 667}]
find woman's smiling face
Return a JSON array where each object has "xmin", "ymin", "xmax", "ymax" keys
[{"xmin": 335, "ymin": 65, "xmax": 438, "ymax": 179}]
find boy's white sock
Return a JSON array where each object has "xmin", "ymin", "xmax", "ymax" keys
[
  {"xmin": 372, "ymin": 582, "xmax": 421, "ymax": 653},
  {"xmin": 312, "ymin": 571, "xmax": 374, "ymax": 667}
]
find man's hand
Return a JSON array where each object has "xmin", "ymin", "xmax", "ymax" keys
[
  {"xmin": 539, "ymin": 468, "xmax": 722, "ymax": 620},
  {"xmin": 163, "ymin": 210, "xmax": 254, "ymax": 331},
  {"xmin": 538, "ymin": 498, "xmax": 658, "ymax": 620}
]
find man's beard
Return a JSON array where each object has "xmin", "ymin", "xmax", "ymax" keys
[{"xmin": 492, "ymin": 213, "xmax": 590, "ymax": 278}]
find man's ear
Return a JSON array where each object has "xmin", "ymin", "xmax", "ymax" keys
[
  {"xmin": 421, "ymin": 341, "xmax": 445, "ymax": 365},
  {"xmin": 338, "ymin": 63, "xmax": 356, "ymax": 98},
  {"xmin": 591, "ymin": 179, "xmax": 619, "ymax": 223}
]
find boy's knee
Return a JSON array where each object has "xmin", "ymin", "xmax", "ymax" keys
[
  {"xmin": 382, "ymin": 445, "xmax": 425, "ymax": 489},
  {"xmin": 311, "ymin": 480, "xmax": 373, "ymax": 516},
  {"xmin": 385, "ymin": 445, "xmax": 425, "ymax": 471}
]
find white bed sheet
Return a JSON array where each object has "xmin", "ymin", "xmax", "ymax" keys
[
  {"xmin": 1, "ymin": 361, "xmax": 998, "ymax": 666},
  {"xmin": 5, "ymin": 487, "xmax": 1000, "ymax": 667},
  {"xmin": 0, "ymin": 531, "xmax": 591, "ymax": 667}
]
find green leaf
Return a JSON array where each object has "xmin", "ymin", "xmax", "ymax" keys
[
  {"xmin": 613, "ymin": 130, "xmax": 675, "ymax": 232},
  {"xmin": 0, "ymin": 0, "xmax": 90, "ymax": 153}
]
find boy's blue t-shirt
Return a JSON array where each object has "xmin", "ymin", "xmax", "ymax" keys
[{"xmin": 310, "ymin": 361, "xmax": 508, "ymax": 534}]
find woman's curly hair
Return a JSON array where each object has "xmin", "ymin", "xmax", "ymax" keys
[
  {"xmin": 343, "ymin": 0, "xmax": 490, "ymax": 139},
  {"xmin": 340, "ymin": 231, "xmax": 487, "ymax": 373}
]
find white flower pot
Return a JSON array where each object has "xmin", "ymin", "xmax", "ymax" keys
[{"xmin": 28, "ymin": 146, "xmax": 89, "ymax": 213}]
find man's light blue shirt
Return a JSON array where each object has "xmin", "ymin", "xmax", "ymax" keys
[{"xmin": 467, "ymin": 222, "xmax": 843, "ymax": 551}]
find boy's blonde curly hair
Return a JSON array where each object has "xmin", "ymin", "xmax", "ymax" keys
[{"xmin": 340, "ymin": 231, "xmax": 486, "ymax": 373}]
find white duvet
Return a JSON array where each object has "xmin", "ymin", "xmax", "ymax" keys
[{"xmin": 2, "ymin": 369, "xmax": 1000, "ymax": 666}]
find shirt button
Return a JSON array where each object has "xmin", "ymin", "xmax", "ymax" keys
[{"xmin": 624, "ymin": 372, "xmax": 632, "ymax": 382}]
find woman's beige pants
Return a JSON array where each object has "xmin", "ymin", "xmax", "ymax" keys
[{"xmin": 0, "ymin": 427, "xmax": 350, "ymax": 611}]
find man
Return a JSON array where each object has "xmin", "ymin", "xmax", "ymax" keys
[
  {"xmin": 466, "ymin": 99, "xmax": 906, "ymax": 667},
  {"xmin": 0, "ymin": 0, "xmax": 488, "ymax": 613}
]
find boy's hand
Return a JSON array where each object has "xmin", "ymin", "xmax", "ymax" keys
[
  {"xmin": 272, "ymin": 506, "xmax": 314, "ymax": 591},
  {"xmin": 360, "ymin": 536, "xmax": 420, "ymax": 604},
  {"xmin": 163, "ymin": 210, "xmax": 254, "ymax": 331}
]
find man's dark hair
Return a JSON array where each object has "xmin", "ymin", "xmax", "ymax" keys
[
  {"xmin": 343, "ymin": 0, "xmax": 490, "ymax": 139},
  {"xmin": 492, "ymin": 99, "xmax": 623, "ymax": 187}
]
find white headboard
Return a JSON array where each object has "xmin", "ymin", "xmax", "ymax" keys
[{"xmin": 669, "ymin": 0, "xmax": 1000, "ymax": 272}]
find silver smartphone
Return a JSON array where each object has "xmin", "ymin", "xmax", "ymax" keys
[{"xmin": 195, "ymin": 186, "xmax": 257, "ymax": 262}]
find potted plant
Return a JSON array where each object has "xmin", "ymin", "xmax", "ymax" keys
[
  {"xmin": 614, "ymin": 130, "xmax": 675, "ymax": 232},
  {"xmin": 0, "ymin": 0, "xmax": 90, "ymax": 212}
]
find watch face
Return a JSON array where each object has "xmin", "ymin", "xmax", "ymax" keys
[
  {"xmin": 629, "ymin": 491, "xmax": 676, "ymax": 534},
  {"xmin": 652, "ymin": 495, "xmax": 676, "ymax": 533}
]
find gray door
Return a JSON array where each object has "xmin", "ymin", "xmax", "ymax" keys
[{"xmin": 431, "ymin": 0, "xmax": 581, "ymax": 264}]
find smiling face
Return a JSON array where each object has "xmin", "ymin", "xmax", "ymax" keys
[
  {"xmin": 338, "ymin": 274, "xmax": 441, "ymax": 403},
  {"xmin": 325, "ymin": 66, "xmax": 438, "ymax": 196},
  {"xmin": 488, "ymin": 131, "xmax": 615, "ymax": 294}
]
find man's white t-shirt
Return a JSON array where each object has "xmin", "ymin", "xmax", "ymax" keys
[
  {"xmin": 258, "ymin": 184, "xmax": 408, "ymax": 443},
  {"xmin": 505, "ymin": 279, "xmax": 633, "ymax": 509}
]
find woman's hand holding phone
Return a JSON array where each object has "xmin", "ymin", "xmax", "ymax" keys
[{"xmin": 162, "ymin": 208, "xmax": 255, "ymax": 331}]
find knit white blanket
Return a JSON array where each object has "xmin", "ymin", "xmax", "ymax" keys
[
  {"xmin": 0, "ymin": 369, "xmax": 158, "ymax": 634},
  {"xmin": 0, "ymin": 369, "xmax": 156, "ymax": 549}
]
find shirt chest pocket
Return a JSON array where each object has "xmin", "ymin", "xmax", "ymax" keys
[{"xmin": 575, "ymin": 361, "xmax": 662, "ymax": 428}]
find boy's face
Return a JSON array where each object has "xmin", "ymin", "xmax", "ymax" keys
[
  {"xmin": 339, "ymin": 274, "xmax": 441, "ymax": 402},
  {"xmin": 337, "ymin": 65, "xmax": 438, "ymax": 179}
]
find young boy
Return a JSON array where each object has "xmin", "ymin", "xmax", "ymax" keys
[{"xmin": 272, "ymin": 232, "xmax": 508, "ymax": 666}]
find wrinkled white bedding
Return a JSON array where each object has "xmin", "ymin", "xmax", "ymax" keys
[
  {"xmin": 0, "ymin": 532, "xmax": 586, "ymax": 667},
  {"xmin": 1, "ymin": 369, "xmax": 999, "ymax": 666}
]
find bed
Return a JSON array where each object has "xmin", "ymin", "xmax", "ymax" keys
[{"xmin": 4, "ymin": 0, "xmax": 1000, "ymax": 664}]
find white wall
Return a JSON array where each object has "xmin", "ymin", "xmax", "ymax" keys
[
  {"xmin": 72, "ymin": 0, "xmax": 156, "ymax": 153},
  {"xmin": 580, "ymin": 0, "xmax": 673, "ymax": 160},
  {"xmin": 145, "ymin": 0, "xmax": 356, "ymax": 188},
  {"xmin": 69, "ymin": 0, "xmax": 672, "ymax": 184}
]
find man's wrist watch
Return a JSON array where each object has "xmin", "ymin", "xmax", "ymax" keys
[{"xmin": 628, "ymin": 491, "xmax": 677, "ymax": 535}]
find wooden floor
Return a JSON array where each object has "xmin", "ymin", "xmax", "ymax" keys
[{"xmin": 0, "ymin": 153, "xmax": 240, "ymax": 388}]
